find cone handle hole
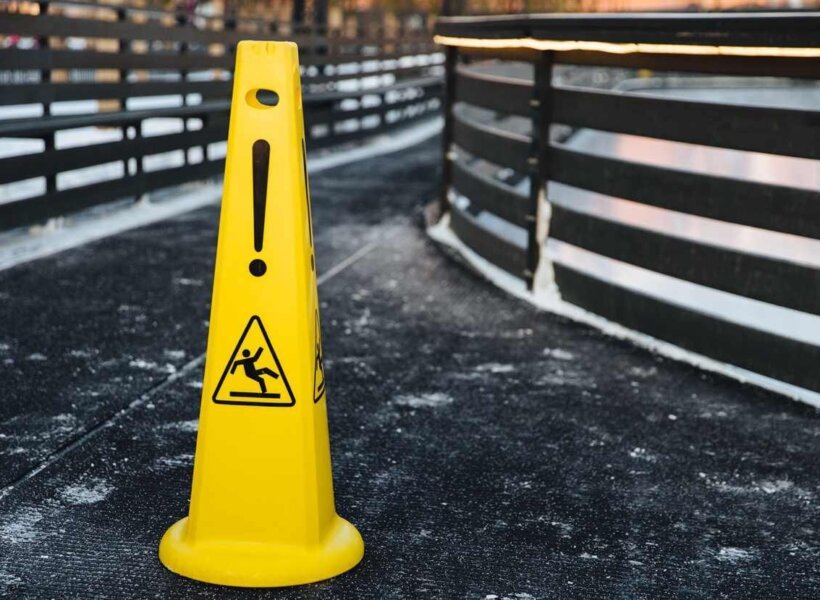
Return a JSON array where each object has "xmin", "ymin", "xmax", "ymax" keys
[{"xmin": 248, "ymin": 89, "xmax": 279, "ymax": 108}]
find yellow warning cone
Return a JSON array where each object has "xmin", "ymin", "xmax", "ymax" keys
[{"xmin": 159, "ymin": 41, "xmax": 363, "ymax": 587}]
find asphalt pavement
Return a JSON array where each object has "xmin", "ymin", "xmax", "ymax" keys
[{"xmin": 0, "ymin": 135, "xmax": 818, "ymax": 599}]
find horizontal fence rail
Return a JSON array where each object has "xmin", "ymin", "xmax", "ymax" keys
[
  {"xmin": 0, "ymin": 0, "xmax": 443, "ymax": 231},
  {"xmin": 433, "ymin": 12, "xmax": 820, "ymax": 395}
]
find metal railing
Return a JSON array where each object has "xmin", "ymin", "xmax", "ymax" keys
[
  {"xmin": 434, "ymin": 12, "xmax": 820, "ymax": 393},
  {"xmin": 0, "ymin": 0, "xmax": 443, "ymax": 231}
]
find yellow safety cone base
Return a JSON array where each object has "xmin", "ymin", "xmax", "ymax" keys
[
  {"xmin": 159, "ymin": 40, "xmax": 363, "ymax": 587},
  {"xmin": 159, "ymin": 516, "xmax": 363, "ymax": 587}
]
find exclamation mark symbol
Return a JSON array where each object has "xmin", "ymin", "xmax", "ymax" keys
[{"xmin": 249, "ymin": 139, "xmax": 270, "ymax": 277}]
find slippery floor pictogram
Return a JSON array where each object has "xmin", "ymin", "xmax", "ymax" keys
[
  {"xmin": 313, "ymin": 310, "xmax": 325, "ymax": 403},
  {"xmin": 212, "ymin": 315, "xmax": 296, "ymax": 407}
]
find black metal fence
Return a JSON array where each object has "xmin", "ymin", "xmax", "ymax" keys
[
  {"xmin": 0, "ymin": 0, "xmax": 443, "ymax": 231},
  {"xmin": 434, "ymin": 12, "xmax": 820, "ymax": 393}
]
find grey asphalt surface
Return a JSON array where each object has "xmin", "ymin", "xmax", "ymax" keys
[{"xmin": 0, "ymin": 135, "xmax": 818, "ymax": 599}]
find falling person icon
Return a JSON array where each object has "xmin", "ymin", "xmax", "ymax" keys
[
  {"xmin": 212, "ymin": 316, "xmax": 295, "ymax": 406},
  {"xmin": 230, "ymin": 348, "xmax": 279, "ymax": 393}
]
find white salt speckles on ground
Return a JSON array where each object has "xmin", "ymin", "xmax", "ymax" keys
[
  {"xmin": 1, "ymin": 413, "xmax": 79, "ymax": 451},
  {"xmin": 173, "ymin": 277, "xmax": 203, "ymax": 286},
  {"xmin": 163, "ymin": 349, "xmax": 186, "ymax": 360},
  {"xmin": 537, "ymin": 369, "xmax": 595, "ymax": 389},
  {"xmin": 462, "ymin": 329, "xmax": 532, "ymax": 340},
  {"xmin": 0, "ymin": 343, "xmax": 10, "ymax": 352},
  {"xmin": 68, "ymin": 349, "xmax": 94, "ymax": 358},
  {"xmin": 543, "ymin": 348, "xmax": 575, "ymax": 361},
  {"xmin": 128, "ymin": 358, "xmax": 176, "ymax": 374},
  {"xmin": 186, "ymin": 380, "xmax": 203, "ymax": 389},
  {"xmin": 154, "ymin": 454, "xmax": 194, "ymax": 469},
  {"xmin": 705, "ymin": 477, "xmax": 812, "ymax": 499},
  {"xmin": 475, "ymin": 363, "xmax": 515, "ymax": 374},
  {"xmin": 0, "ymin": 508, "xmax": 43, "ymax": 543},
  {"xmin": 25, "ymin": 353, "xmax": 47, "ymax": 361},
  {"xmin": 716, "ymin": 547, "xmax": 755, "ymax": 563},
  {"xmin": 394, "ymin": 392, "xmax": 453, "ymax": 408},
  {"xmin": 372, "ymin": 470, "xmax": 395, "ymax": 487},
  {"xmin": 699, "ymin": 409, "xmax": 729, "ymax": 419},
  {"xmin": 60, "ymin": 480, "xmax": 113, "ymax": 505},
  {"xmin": 0, "ymin": 571, "xmax": 22, "ymax": 587},
  {"xmin": 759, "ymin": 480, "xmax": 795, "ymax": 494},
  {"xmin": 164, "ymin": 420, "xmax": 198, "ymax": 433},
  {"xmin": 718, "ymin": 481, "xmax": 759, "ymax": 495},
  {"xmin": 550, "ymin": 521, "xmax": 573, "ymax": 537},
  {"xmin": 629, "ymin": 366, "xmax": 658, "ymax": 378},
  {"xmin": 354, "ymin": 307, "xmax": 371, "ymax": 329},
  {"xmin": 579, "ymin": 552, "xmax": 599, "ymax": 560},
  {"xmin": 50, "ymin": 413, "xmax": 78, "ymax": 436},
  {"xmin": 629, "ymin": 447, "xmax": 658, "ymax": 462},
  {"xmin": 511, "ymin": 328, "xmax": 533, "ymax": 338},
  {"xmin": 502, "ymin": 476, "xmax": 533, "ymax": 494}
]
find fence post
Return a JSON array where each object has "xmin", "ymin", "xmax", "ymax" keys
[
  {"xmin": 225, "ymin": 10, "xmax": 237, "ymax": 56},
  {"xmin": 438, "ymin": 45, "xmax": 457, "ymax": 216},
  {"xmin": 176, "ymin": 6, "xmax": 190, "ymax": 166},
  {"xmin": 314, "ymin": 0, "xmax": 328, "ymax": 33},
  {"xmin": 37, "ymin": 1, "xmax": 56, "ymax": 197},
  {"xmin": 293, "ymin": 0, "xmax": 305, "ymax": 32},
  {"xmin": 115, "ymin": 6, "xmax": 139, "ymax": 196},
  {"xmin": 525, "ymin": 50, "xmax": 553, "ymax": 290}
]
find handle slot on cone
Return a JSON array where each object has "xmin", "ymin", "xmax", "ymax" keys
[{"xmin": 246, "ymin": 88, "xmax": 280, "ymax": 108}]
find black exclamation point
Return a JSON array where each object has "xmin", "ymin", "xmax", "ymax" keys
[{"xmin": 249, "ymin": 139, "xmax": 270, "ymax": 277}]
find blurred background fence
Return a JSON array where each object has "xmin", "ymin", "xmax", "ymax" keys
[
  {"xmin": 434, "ymin": 12, "xmax": 820, "ymax": 393},
  {"xmin": 0, "ymin": 0, "xmax": 443, "ymax": 231},
  {"xmin": 2, "ymin": 1, "xmax": 820, "ymax": 399}
]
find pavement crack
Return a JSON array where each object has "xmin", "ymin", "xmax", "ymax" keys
[
  {"xmin": 317, "ymin": 240, "xmax": 379, "ymax": 285},
  {"xmin": 0, "ymin": 355, "xmax": 205, "ymax": 502}
]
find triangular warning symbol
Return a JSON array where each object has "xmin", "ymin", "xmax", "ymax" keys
[
  {"xmin": 313, "ymin": 310, "xmax": 325, "ymax": 403},
  {"xmin": 212, "ymin": 315, "xmax": 296, "ymax": 407}
]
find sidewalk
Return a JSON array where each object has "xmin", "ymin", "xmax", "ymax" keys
[{"xmin": 0, "ymin": 137, "xmax": 817, "ymax": 599}]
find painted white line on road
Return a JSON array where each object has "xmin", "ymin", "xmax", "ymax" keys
[{"xmin": 317, "ymin": 240, "xmax": 379, "ymax": 286}]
